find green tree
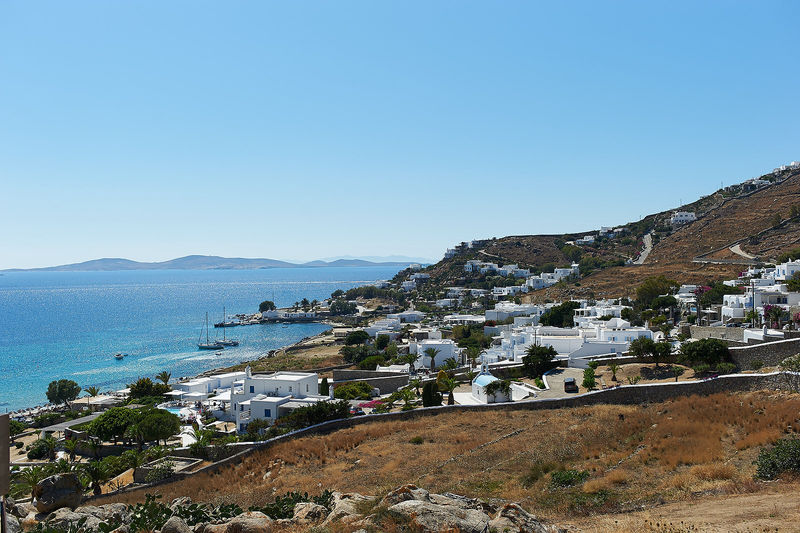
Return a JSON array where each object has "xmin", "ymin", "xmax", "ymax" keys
[
  {"xmin": 83, "ymin": 460, "xmax": 110, "ymax": 496},
  {"xmin": 332, "ymin": 381, "xmax": 372, "ymax": 400},
  {"xmin": 608, "ymin": 362, "xmax": 620, "ymax": 381},
  {"xmin": 466, "ymin": 346, "xmax": 480, "ymax": 369},
  {"xmin": 129, "ymin": 377, "xmax": 170, "ymax": 399},
  {"xmin": 423, "ymin": 347, "xmax": 441, "ymax": 371},
  {"xmin": 522, "ymin": 344, "xmax": 558, "ymax": 377},
  {"xmin": 135, "ymin": 409, "xmax": 180, "ymax": 446},
  {"xmin": 344, "ymin": 330, "xmax": 370, "ymax": 345},
  {"xmin": 42, "ymin": 435, "xmax": 58, "ymax": 460},
  {"xmin": 375, "ymin": 334, "xmax": 390, "ymax": 351},
  {"xmin": 422, "ymin": 381, "xmax": 442, "ymax": 407},
  {"xmin": 787, "ymin": 272, "xmax": 800, "ymax": 293},
  {"xmin": 582, "ymin": 368, "xmax": 596, "ymax": 390},
  {"xmin": 636, "ymin": 276, "xmax": 679, "ymax": 308},
  {"xmin": 678, "ymin": 338, "xmax": 731, "ymax": 368},
  {"xmin": 9, "ymin": 419, "xmax": 27, "ymax": 441},
  {"xmin": 539, "ymin": 301, "xmax": 581, "ymax": 328},
  {"xmin": 14, "ymin": 465, "xmax": 47, "ymax": 497},
  {"xmin": 155, "ymin": 371, "xmax": 171, "ymax": 385},
  {"xmin": 319, "ymin": 377, "xmax": 330, "ymax": 396},
  {"xmin": 438, "ymin": 376, "xmax": 458, "ymax": 405},
  {"xmin": 629, "ymin": 337, "xmax": 656, "ymax": 364},
  {"xmin": 46, "ymin": 379, "xmax": 81, "ymax": 405},
  {"xmin": 89, "ymin": 407, "xmax": 139, "ymax": 444},
  {"xmin": 259, "ymin": 300, "xmax": 276, "ymax": 312},
  {"xmin": 301, "ymin": 298, "xmax": 311, "ymax": 311},
  {"xmin": 63, "ymin": 438, "xmax": 80, "ymax": 462}
]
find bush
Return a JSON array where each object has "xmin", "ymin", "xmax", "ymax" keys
[
  {"xmin": 582, "ymin": 368, "xmax": 596, "ymax": 390},
  {"xmin": 27, "ymin": 439, "xmax": 50, "ymax": 460},
  {"xmin": 358, "ymin": 355, "xmax": 386, "ymax": 370},
  {"xmin": 249, "ymin": 490, "xmax": 334, "ymax": 520},
  {"xmin": 375, "ymin": 334, "xmax": 390, "ymax": 351},
  {"xmin": 276, "ymin": 400, "xmax": 350, "ymax": 431},
  {"xmin": 679, "ymin": 338, "xmax": 731, "ymax": 368},
  {"xmin": 333, "ymin": 381, "xmax": 372, "ymax": 400},
  {"xmin": 344, "ymin": 330, "xmax": 370, "ymax": 345},
  {"xmin": 751, "ymin": 359, "xmax": 764, "ymax": 370},
  {"xmin": 534, "ymin": 377, "xmax": 545, "ymax": 389},
  {"xmin": 587, "ymin": 361, "xmax": 600, "ymax": 370},
  {"xmin": 144, "ymin": 460, "xmax": 175, "ymax": 483},
  {"xmin": 755, "ymin": 437, "xmax": 800, "ymax": 480},
  {"xmin": 409, "ymin": 436, "xmax": 424, "ymax": 445},
  {"xmin": 692, "ymin": 363, "xmax": 711, "ymax": 375},
  {"xmin": 716, "ymin": 362, "xmax": 737, "ymax": 375},
  {"xmin": 128, "ymin": 378, "xmax": 170, "ymax": 399},
  {"xmin": 422, "ymin": 381, "xmax": 442, "ymax": 407},
  {"xmin": 550, "ymin": 469, "xmax": 589, "ymax": 488}
]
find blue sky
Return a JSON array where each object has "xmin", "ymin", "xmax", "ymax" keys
[{"xmin": 1, "ymin": 1, "xmax": 798, "ymax": 269}]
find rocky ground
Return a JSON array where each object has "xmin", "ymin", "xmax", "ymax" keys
[{"xmin": 4, "ymin": 474, "xmax": 563, "ymax": 533}]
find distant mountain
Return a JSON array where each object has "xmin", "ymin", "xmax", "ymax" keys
[
  {"xmin": 317, "ymin": 254, "xmax": 436, "ymax": 264},
  {"xmin": 3, "ymin": 255, "xmax": 418, "ymax": 272}
]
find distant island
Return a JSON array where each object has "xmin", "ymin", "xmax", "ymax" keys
[{"xmin": 3, "ymin": 255, "xmax": 426, "ymax": 272}]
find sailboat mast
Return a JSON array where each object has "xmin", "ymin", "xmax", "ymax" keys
[
  {"xmin": 206, "ymin": 312, "xmax": 210, "ymax": 343},
  {"xmin": 223, "ymin": 306, "xmax": 226, "ymax": 341}
]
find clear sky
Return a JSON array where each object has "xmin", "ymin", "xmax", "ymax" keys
[{"xmin": 2, "ymin": 1, "xmax": 799, "ymax": 269}]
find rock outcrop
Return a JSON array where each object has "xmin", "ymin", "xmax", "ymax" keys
[
  {"xmin": 32, "ymin": 474, "xmax": 83, "ymax": 513},
  {"xmin": 387, "ymin": 499, "xmax": 490, "ymax": 533}
]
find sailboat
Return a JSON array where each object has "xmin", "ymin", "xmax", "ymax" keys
[
  {"xmin": 217, "ymin": 306, "xmax": 239, "ymax": 347},
  {"xmin": 198, "ymin": 312, "xmax": 224, "ymax": 350}
]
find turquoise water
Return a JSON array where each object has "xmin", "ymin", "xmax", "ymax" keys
[{"xmin": 0, "ymin": 267, "xmax": 400, "ymax": 411}]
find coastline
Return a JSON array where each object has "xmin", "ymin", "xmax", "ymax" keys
[{"xmin": 8, "ymin": 319, "xmax": 348, "ymax": 419}]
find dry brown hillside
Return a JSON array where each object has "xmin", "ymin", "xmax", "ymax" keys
[{"xmin": 97, "ymin": 391, "xmax": 800, "ymax": 532}]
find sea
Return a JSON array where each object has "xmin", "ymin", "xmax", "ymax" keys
[{"xmin": 0, "ymin": 266, "xmax": 401, "ymax": 412}]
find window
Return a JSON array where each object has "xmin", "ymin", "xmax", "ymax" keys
[
  {"xmin": 264, "ymin": 409, "xmax": 271, "ymax": 418},
  {"xmin": 289, "ymin": 386, "xmax": 292, "ymax": 392},
  {"xmin": 240, "ymin": 404, "xmax": 244, "ymax": 411},
  {"xmin": 249, "ymin": 386, "xmax": 254, "ymax": 393},
  {"xmin": 306, "ymin": 384, "xmax": 309, "ymax": 392}
]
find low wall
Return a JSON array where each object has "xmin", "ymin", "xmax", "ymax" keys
[
  {"xmin": 91, "ymin": 371, "xmax": 798, "ymax": 504},
  {"xmin": 729, "ymin": 338, "xmax": 800, "ymax": 369},
  {"xmin": 690, "ymin": 326, "xmax": 745, "ymax": 343},
  {"xmin": 333, "ymin": 369, "xmax": 408, "ymax": 380}
]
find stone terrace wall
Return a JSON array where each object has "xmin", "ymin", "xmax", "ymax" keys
[
  {"xmin": 92, "ymin": 372, "xmax": 797, "ymax": 503},
  {"xmin": 690, "ymin": 326, "xmax": 746, "ymax": 343},
  {"xmin": 729, "ymin": 338, "xmax": 800, "ymax": 369},
  {"xmin": 332, "ymin": 369, "xmax": 409, "ymax": 395}
]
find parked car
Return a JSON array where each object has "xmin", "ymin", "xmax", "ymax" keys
[{"xmin": 563, "ymin": 377, "xmax": 579, "ymax": 393}]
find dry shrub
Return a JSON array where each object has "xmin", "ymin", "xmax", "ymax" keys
[
  {"xmin": 689, "ymin": 462, "xmax": 736, "ymax": 481},
  {"xmin": 583, "ymin": 469, "xmax": 629, "ymax": 493},
  {"xmin": 734, "ymin": 428, "xmax": 783, "ymax": 450}
]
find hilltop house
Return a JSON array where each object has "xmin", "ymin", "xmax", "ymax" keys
[{"xmin": 670, "ymin": 211, "xmax": 697, "ymax": 225}]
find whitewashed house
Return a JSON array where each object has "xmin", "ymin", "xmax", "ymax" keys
[
  {"xmin": 670, "ymin": 211, "xmax": 697, "ymax": 225},
  {"xmin": 231, "ymin": 368, "xmax": 325, "ymax": 433},
  {"xmin": 471, "ymin": 363, "xmax": 510, "ymax": 404},
  {"xmin": 409, "ymin": 339, "xmax": 461, "ymax": 369}
]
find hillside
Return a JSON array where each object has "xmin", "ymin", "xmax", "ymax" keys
[
  {"xmin": 418, "ymin": 167, "xmax": 800, "ymax": 300},
  {"xmin": 97, "ymin": 390, "xmax": 800, "ymax": 531}
]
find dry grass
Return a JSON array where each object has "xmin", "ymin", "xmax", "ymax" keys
[{"xmin": 97, "ymin": 391, "xmax": 800, "ymax": 523}]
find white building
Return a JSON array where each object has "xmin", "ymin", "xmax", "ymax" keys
[
  {"xmin": 773, "ymin": 259, "xmax": 800, "ymax": 282},
  {"xmin": 364, "ymin": 318, "xmax": 402, "ymax": 337},
  {"xmin": 409, "ymin": 339, "xmax": 461, "ymax": 369},
  {"xmin": 231, "ymin": 368, "xmax": 324, "ymax": 433},
  {"xmin": 173, "ymin": 371, "xmax": 247, "ymax": 401},
  {"xmin": 576, "ymin": 235, "xmax": 596, "ymax": 245},
  {"xmin": 485, "ymin": 302, "xmax": 544, "ymax": 322},
  {"xmin": 670, "ymin": 211, "xmax": 697, "ymax": 225},
  {"xmin": 401, "ymin": 280, "xmax": 417, "ymax": 291},
  {"xmin": 471, "ymin": 363, "xmax": 511, "ymax": 404},
  {"xmin": 388, "ymin": 309, "xmax": 426, "ymax": 323}
]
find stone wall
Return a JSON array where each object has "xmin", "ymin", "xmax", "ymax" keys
[
  {"xmin": 690, "ymin": 326, "xmax": 745, "ymax": 343},
  {"xmin": 332, "ymin": 369, "xmax": 409, "ymax": 395},
  {"xmin": 729, "ymin": 338, "xmax": 800, "ymax": 369},
  {"xmin": 333, "ymin": 369, "xmax": 408, "ymax": 380}
]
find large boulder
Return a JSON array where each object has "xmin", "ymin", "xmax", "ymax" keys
[
  {"xmin": 32, "ymin": 474, "xmax": 83, "ymax": 513},
  {"xmin": 291, "ymin": 502, "xmax": 328, "ymax": 525},
  {"xmin": 199, "ymin": 511, "xmax": 272, "ymax": 533},
  {"xmin": 45, "ymin": 508, "xmax": 103, "ymax": 532},
  {"xmin": 161, "ymin": 516, "xmax": 193, "ymax": 533},
  {"xmin": 74, "ymin": 504, "xmax": 129, "ymax": 525},
  {"xmin": 387, "ymin": 500, "xmax": 490, "ymax": 533},
  {"xmin": 4, "ymin": 514, "xmax": 21, "ymax": 533},
  {"xmin": 489, "ymin": 503, "xmax": 565, "ymax": 533},
  {"xmin": 380, "ymin": 484, "xmax": 431, "ymax": 506},
  {"xmin": 321, "ymin": 492, "xmax": 373, "ymax": 526}
]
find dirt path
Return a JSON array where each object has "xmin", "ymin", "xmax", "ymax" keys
[
  {"xmin": 730, "ymin": 243, "xmax": 757, "ymax": 260},
  {"xmin": 565, "ymin": 485, "xmax": 800, "ymax": 532},
  {"xmin": 633, "ymin": 232, "xmax": 653, "ymax": 265}
]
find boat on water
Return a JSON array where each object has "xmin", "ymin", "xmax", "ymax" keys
[
  {"xmin": 198, "ymin": 312, "xmax": 224, "ymax": 350},
  {"xmin": 216, "ymin": 306, "xmax": 239, "ymax": 346},
  {"xmin": 114, "ymin": 353, "xmax": 126, "ymax": 360}
]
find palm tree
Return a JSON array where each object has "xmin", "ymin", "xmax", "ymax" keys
[
  {"xmin": 85, "ymin": 386, "xmax": 100, "ymax": 411},
  {"xmin": 87, "ymin": 438, "xmax": 102, "ymax": 460},
  {"xmin": 293, "ymin": 301, "xmax": 300, "ymax": 311},
  {"xmin": 42, "ymin": 435, "xmax": 58, "ymax": 461},
  {"xmin": 310, "ymin": 299, "xmax": 319, "ymax": 310},
  {"xmin": 156, "ymin": 371, "xmax": 171, "ymax": 385},
  {"xmin": 63, "ymin": 438, "xmax": 80, "ymax": 462},
  {"xmin": 409, "ymin": 378, "xmax": 421, "ymax": 396},
  {"xmin": 400, "ymin": 388, "xmax": 415, "ymax": 409},
  {"xmin": 608, "ymin": 363, "xmax": 620, "ymax": 381},
  {"xmin": 83, "ymin": 460, "xmax": 110, "ymax": 496},
  {"xmin": 15, "ymin": 465, "xmax": 47, "ymax": 498},
  {"xmin": 466, "ymin": 347, "xmax": 480, "ymax": 370},
  {"xmin": 439, "ymin": 376, "xmax": 458, "ymax": 405},
  {"xmin": 423, "ymin": 347, "xmax": 441, "ymax": 372}
]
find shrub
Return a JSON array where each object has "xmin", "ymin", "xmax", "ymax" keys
[
  {"xmin": 754, "ymin": 437, "xmax": 800, "ymax": 480},
  {"xmin": 26, "ymin": 439, "xmax": 50, "ymax": 460},
  {"xmin": 716, "ymin": 362, "xmax": 737, "ymax": 375},
  {"xmin": 534, "ymin": 377, "xmax": 545, "ymax": 389},
  {"xmin": 679, "ymin": 338, "xmax": 730, "ymax": 367},
  {"xmin": 409, "ymin": 436, "xmax": 424, "ymax": 445},
  {"xmin": 587, "ymin": 361, "xmax": 600, "ymax": 371},
  {"xmin": 550, "ymin": 469, "xmax": 589, "ymax": 488},
  {"xmin": 344, "ymin": 330, "xmax": 370, "ymax": 345},
  {"xmin": 144, "ymin": 460, "xmax": 175, "ymax": 483},
  {"xmin": 333, "ymin": 381, "xmax": 373, "ymax": 400},
  {"xmin": 422, "ymin": 381, "xmax": 442, "ymax": 407},
  {"xmin": 692, "ymin": 363, "xmax": 711, "ymax": 375},
  {"xmin": 521, "ymin": 461, "xmax": 558, "ymax": 487},
  {"xmin": 582, "ymin": 368, "xmax": 596, "ymax": 390},
  {"xmin": 276, "ymin": 400, "xmax": 350, "ymax": 431},
  {"xmin": 249, "ymin": 490, "xmax": 334, "ymax": 519},
  {"xmin": 751, "ymin": 359, "xmax": 764, "ymax": 370},
  {"xmin": 358, "ymin": 355, "xmax": 386, "ymax": 370}
]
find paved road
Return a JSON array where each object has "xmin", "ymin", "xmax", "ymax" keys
[
  {"xmin": 729, "ymin": 243, "xmax": 757, "ymax": 260},
  {"xmin": 535, "ymin": 367, "xmax": 587, "ymax": 399},
  {"xmin": 633, "ymin": 232, "xmax": 653, "ymax": 265}
]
